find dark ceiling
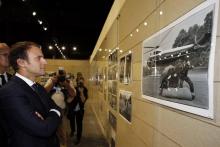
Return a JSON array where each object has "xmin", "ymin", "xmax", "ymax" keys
[{"xmin": 0, "ymin": 0, "xmax": 114, "ymax": 59}]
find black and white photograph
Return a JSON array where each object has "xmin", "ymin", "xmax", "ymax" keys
[
  {"xmin": 109, "ymin": 111, "xmax": 117, "ymax": 131},
  {"xmin": 119, "ymin": 57, "xmax": 125, "ymax": 82},
  {"xmin": 108, "ymin": 65, "xmax": 117, "ymax": 80},
  {"xmin": 125, "ymin": 54, "xmax": 132, "ymax": 83},
  {"xmin": 108, "ymin": 50, "xmax": 118, "ymax": 66},
  {"xmin": 97, "ymin": 68, "xmax": 103, "ymax": 92},
  {"xmin": 142, "ymin": 1, "xmax": 218, "ymax": 118},
  {"xmin": 104, "ymin": 85, "xmax": 107, "ymax": 101},
  {"xmin": 119, "ymin": 53, "xmax": 132, "ymax": 84},
  {"xmin": 119, "ymin": 90, "xmax": 132, "ymax": 122},
  {"xmin": 112, "ymin": 81, "xmax": 117, "ymax": 95},
  {"xmin": 108, "ymin": 95, "xmax": 117, "ymax": 111}
]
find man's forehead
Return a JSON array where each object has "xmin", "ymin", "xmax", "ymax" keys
[{"xmin": 0, "ymin": 43, "xmax": 10, "ymax": 53}]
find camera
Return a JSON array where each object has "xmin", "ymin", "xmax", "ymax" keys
[
  {"xmin": 58, "ymin": 75, "xmax": 66, "ymax": 82},
  {"xmin": 57, "ymin": 69, "xmax": 66, "ymax": 82}
]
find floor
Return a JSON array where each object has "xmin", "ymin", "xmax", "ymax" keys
[{"xmin": 64, "ymin": 102, "xmax": 108, "ymax": 147}]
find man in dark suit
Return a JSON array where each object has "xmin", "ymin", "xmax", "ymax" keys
[
  {"xmin": 0, "ymin": 43, "xmax": 12, "ymax": 87},
  {"xmin": 0, "ymin": 43, "xmax": 12, "ymax": 146},
  {"xmin": 0, "ymin": 41, "xmax": 62, "ymax": 147}
]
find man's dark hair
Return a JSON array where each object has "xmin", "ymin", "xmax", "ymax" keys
[{"xmin": 9, "ymin": 41, "xmax": 41, "ymax": 71}]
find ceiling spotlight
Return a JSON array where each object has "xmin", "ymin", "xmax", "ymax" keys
[
  {"xmin": 99, "ymin": 48, "xmax": 102, "ymax": 51},
  {"xmin": 22, "ymin": 0, "xmax": 26, "ymax": 2},
  {"xmin": 38, "ymin": 20, "xmax": 43, "ymax": 25},
  {"xmin": 73, "ymin": 47, "xmax": 77, "ymax": 51},
  {"xmin": 32, "ymin": 11, "xmax": 37, "ymax": 16},
  {"xmin": 43, "ymin": 27, "xmax": 47, "ymax": 31},
  {"xmin": 61, "ymin": 46, "xmax": 66, "ymax": 50},
  {"xmin": 130, "ymin": 33, "xmax": 133, "ymax": 37},
  {"xmin": 129, "ymin": 50, "xmax": 132, "ymax": 53},
  {"xmin": 48, "ymin": 46, "xmax": 53, "ymax": 50},
  {"xmin": 159, "ymin": 11, "xmax": 163, "ymax": 15},
  {"xmin": 136, "ymin": 28, "xmax": 139, "ymax": 32},
  {"xmin": 144, "ymin": 22, "xmax": 148, "ymax": 26},
  {"xmin": 120, "ymin": 50, "xmax": 123, "ymax": 53}
]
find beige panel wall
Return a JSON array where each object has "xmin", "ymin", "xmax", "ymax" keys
[{"xmin": 89, "ymin": 0, "xmax": 220, "ymax": 147}]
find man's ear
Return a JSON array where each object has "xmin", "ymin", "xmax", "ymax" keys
[{"xmin": 17, "ymin": 58, "xmax": 26, "ymax": 68}]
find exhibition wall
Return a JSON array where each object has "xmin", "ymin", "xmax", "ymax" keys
[{"xmin": 89, "ymin": 0, "xmax": 220, "ymax": 147}]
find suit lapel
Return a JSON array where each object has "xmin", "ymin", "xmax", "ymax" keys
[{"xmin": 11, "ymin": 76, "xmax": 49, "ymax": 113}]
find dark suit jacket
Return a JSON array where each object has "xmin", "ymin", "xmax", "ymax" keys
[
  {"xmin": 0, "ymin": 72, "xmax": 12, "ymax": 146},
  {"xmin": 0, "ymin": 76, "xmax": 61, "ymax": 147}
]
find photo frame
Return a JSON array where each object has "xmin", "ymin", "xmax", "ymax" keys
[
  {"xmin": 119, "ymin": 90, "xmax": 132, "ymax": 122},
  {"xmin": 119, "ymin": 53, "xmax": 132, "ymax": 84},
  {"xmin": 142, "ymin": 0, "xmax": 219, "ymax": 118}
]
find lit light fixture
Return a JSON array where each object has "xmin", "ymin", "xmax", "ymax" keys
[
  {"xmin": 116, "ymin": 47, "xmax": 119, "ymax": 50},
  {"xmin": 129, "ymin": 50, "xmax": 132, "ymax": 54},
  {"xmin": 108, "ymin": 49, "xmax": 112, "ymax": 52},
  {"xmin": 120, "ymin": 50, "xmax": 123, "ymax": 53},
  {"xmin": 48, "ymin": 45, "xmax": 53, "ymax": 50},
  {"xmin": 130, "ymin": 33, "xmax": 133, "ymax": 37},
  {"xmin": 159, "ymin": 11, "xmax": 163, "ymax": 15},
  {"xmin": 32, "ymin": 11, "xmax": 37, "ymax": 16},
  {"xmin": 61, "ymin": 46, "xmax": 66, "ymax": 50},
  {"xmin": 144, "ymin": 22, "xmax": 148, "ymax": 26},
  {"xmin": 43, "ymin": 27, "xmax": 47, "ymax": 31},
  {"xmin": 73, "ymin": 47, "xmax": 77, "ymax": 51},
  {"xmin": 136, "ymin": 28, "xmax": 139, "ymax": 32},
  {"xmin": 38, "ymin": 20, "xmax": 43, "ymax": 25},
  {"xmin": 99, "ymin": 48, "xmax": 102, "ymax": 51}
]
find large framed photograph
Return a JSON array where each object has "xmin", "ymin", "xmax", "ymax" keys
[
  {"xmin": 119, "ymin": 53, "xmax": 132, "ymax": 84},
  {"xmin": 119, "ymin": 90, "xmax": 132, "ymax": 122},
  {"xmin": 142, "ymin": 1, "xmax": 219, "ymax": 118}
]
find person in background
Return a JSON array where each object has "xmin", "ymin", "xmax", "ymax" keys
[
  {"xmin": 75, "ymin": 72, "xmax": 83, "ymax": 86},
  {"xmin": 0, "ymin": 43, "xmax": 12, "ymax": 146},
  {"xmin": 0, "ymin": 43, "xmax": 12, "ymax": 87},
  {"xmin": 44, "ymin": 69, "xmax": 76, "ymax": 146},
  {"xmin": 0, "ymin": 41, "xmax": 62, "ymax": 147},
  {"xmin": 67, "ymin": 77, "xmax": 88, "ymax": 145}
]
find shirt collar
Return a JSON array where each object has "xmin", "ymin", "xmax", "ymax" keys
[
  {"xmin": 0, "ymin": 72, "xmax": 8, "ymax": 82},
  {"xmin": 0, "ymin": 72, "xmax": 7, "ymax": 76},
  {"xmin": 15, "ymin": 73, "xmax": 35, "ymax": 87}
]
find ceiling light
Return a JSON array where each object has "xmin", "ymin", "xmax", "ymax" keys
[
  {"xmin": 104, "ymin": 49, "xmax": 107, "ymax": 52},
  {"xmin": 32, "ymin": 11, "xmax": 37, "ymax": 16},
  {"xmin": 61, "ymin": 46, "xmax": 66, "ymax": 50},
  {"xmin": 136, "ymin": 28, "xmax": 139, "ymax": 32},
  {"xmin": 120, "ymin": 50, "xmax": 123, "ymax": 53},
  {"xmin": 159, "ymin": 11, "xmax": 163, "ymax": 15},
  {"xmin": 73, "ymin": 47, "xmax": 77, "ymax": 51},
  {"xmin": 48, "ymin": 45, "xmax": 53, "ymax": 50},
  {"xmin": 130, "ymin": 33, "xmax": 133, "ymax": 37},
  {"xmin": 38, "ymin": 20, "xmax": 43, "ymax": 25},
  {"xmin": 108, "ymin": 49, "xmax": 112, "ymax": 52},
  {"xmin": 144, "ymin": 22, "xmax": 148, "ymax": 26},
  {"xmin": 99, "ymin": 48, "xmax": 102, "ymax": 51},
  {"xmin": 129, "ymin": 50, "xmax": 132, "ymax": 53},
  {"xmin": 43, "ymin": 27, "xmax": 47, "ymax": 31}
]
